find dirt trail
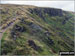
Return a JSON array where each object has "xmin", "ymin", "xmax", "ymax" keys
[
  {"xmin": 0, "ymin": 30, "xmax": 5, "ymax": 40},
  {"xmin": 0, "ymin": 18, "xmax": 19, "ymax": 40},
  {"xmin": 0, "ymin": 23, "xmax": 14, "ymax": 40}
]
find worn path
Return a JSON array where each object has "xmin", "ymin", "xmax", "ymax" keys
[{"xmin": 0, "ymin": 17, "xmax": 19, "ymax": 40}]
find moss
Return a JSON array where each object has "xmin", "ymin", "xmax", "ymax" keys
[{"xmin": 1, "ymin": 32, "xmax": 7, "ymax": 43}]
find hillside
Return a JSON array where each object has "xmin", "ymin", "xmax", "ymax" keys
[{"xmin": 0, "ymin": 4, "xmax": 74, "ymax": 55}]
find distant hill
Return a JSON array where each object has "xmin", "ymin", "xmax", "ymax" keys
[{"xmin": 0, "ymin": 4, "xmax": 74, "ymax": 55}]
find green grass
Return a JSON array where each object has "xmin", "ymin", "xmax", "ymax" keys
[
  {"xmin": 1, "ymin": 32, "xmax": 7, "ymax": 43},
  {"xmin": 1, "ymin": 4, "xmax": 74, "ymax": 55}
]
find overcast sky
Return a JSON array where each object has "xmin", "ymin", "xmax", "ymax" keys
[{"xmin": 0, "ymin": 1, "xmax": 74, "ymax": 12}]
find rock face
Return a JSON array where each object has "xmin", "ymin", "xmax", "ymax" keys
[
  {"xmin": 29, "ymin": 8, "xmax": 63, "ymax": 22},
  {"xmin": 14, "ymin": 25, "xmax": 26, "ymax": 32},
  {"xmin": 43, "ymin": 8, "xmax": 63, "ymax": 16},
  {"xmin": 29, "ymin": 8, "xmax": 63, "ymax": 16},
  {"xmin": 29, "ymin": 23, "xmax": 42, "ymax": 30},
  {"xmin": 28, "ymin": 40, "xmax": 43, "ymax": 51},
  {"xmin": 11, "ymin": 25, "xmax": 26, "ymax": 40}
]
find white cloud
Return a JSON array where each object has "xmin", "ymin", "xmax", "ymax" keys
[{"xmin": 0, "ymin": 1, "xmax": 74, "ymax": 12}]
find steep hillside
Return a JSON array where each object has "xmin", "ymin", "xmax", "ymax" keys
[{"xmin": 0, "ymin": 4, "xmax": 74, "ymax": 55}]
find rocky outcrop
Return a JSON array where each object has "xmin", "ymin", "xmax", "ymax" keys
[
  {"xmin": 62, "ymin": 16, "xmax": 72, "ymax": 25},
  {"xmin": 29, "ymin": 7, "xmax": 63, "ymax": 17},
  {"xmin": 29, "ymin": 8, "xmax": 63, "ymax": 22},
  {"xmin": 29, "ymin": 23, "xmax": 42, "ymax": 30},
  {"xmin": 14, "ymin": 25, "xmax": 26, "ymax": 32},
  {"xmin": 11, "ymin": 31, "xmax": 17, "ymax": 40},
  {"xmin": 44, "ymin": 31, "xmax": 52, "ymax": 36},
  {"xmin": 28, "ymin": 40, "xmax": 43, "ymax": 52},
  {"xmin": 11, "ymin": 25, "xmax": 26, "ymax": 40},
  {"xmin": 47, "ymin": 37, "xmax": 54, "ymax": 45},
  {"xmin": 0, "ymin": 9, "xmax": 8, "ymax": 14}
]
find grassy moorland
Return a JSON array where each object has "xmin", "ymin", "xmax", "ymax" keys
[{"xmin": 0, "ymin": 4, "xmax": 74, "ymax": 55}]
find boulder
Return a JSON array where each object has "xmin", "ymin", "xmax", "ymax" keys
[
  {"xmin": 27, "ymin": 22, "xmax": 42, "ymax": 31},
  {"xmin": 47, "ymin": 37, "xmax": 54, "ymax": 45},
  {"xmin": 11, "ymin": 31, "xmax": 17, "ymax": 40},
  {"xmin": 14, "ymin": 25, "xmax": 26, "ymax": 32},
  {"xmin": 44, "ymin": 31, "xmax": 51, "ymax": 36},
  {"xmin": 62, "ymin": 20, "xmax": 66, "ymax": 25},
  {"xmin": 0, "ymin": 9, "xmax": 8, "ymax": 14},
  {"xmin": 20, "ymin": 18, "xmax": 25, "ymax": 24},
  {"xmin": 28, "ymin": 40, "xmax": 43, "ymax": 51}
]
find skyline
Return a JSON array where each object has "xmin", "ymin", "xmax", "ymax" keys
[{"xmin": 0, "ymin": 1, "xmax": 74, "ymax": 12}]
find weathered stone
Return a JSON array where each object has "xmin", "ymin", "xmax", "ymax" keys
[
  {"xmin": 31, "ymin": 24, "xmax": 42, "ymax": 30},
  {"xmin": 11, "ymin": 30, "xmax": 17, "ymax": 40},
  {"xmin": 14, "ymin": 25, "xmax": 26, "ymax": 32},
  {"xmin": 7, "ymin": 22, "xmax": 13, "ymax": 26},
  {"xmin": 29, "ymin": 8, "xmax": 63, "ymax": 22},
  {"xmin": 28, "ymin": 40, "xmax": 43, "ymax": 51},
  {"xmin": 44, "ymin": 31, "xmax": 51, "ymax": 36},
  {"xmin": 29, "ymin": 8, "xmax": 63, "ymax": 17},
  {"xmin": 28, "ymin": 22, "xmax": 33, "ymax": 26},
  {"xmin": 20, "ymin": 18, "xmax": 25, "ymax": 23},
  {"xmin": 62, "ymin": 20, "xmax": 66, "ymax": 25},
  {"xmin": 0, "ymin": 9, "xmax": 8, "ymax": 14},
  {"xmin": 27, "ymin": 22, "xmax": 42, "ymax": 31},
  {"xmin": 47, "ymin": 37, "xmax": 54, "ymax": 45}
]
